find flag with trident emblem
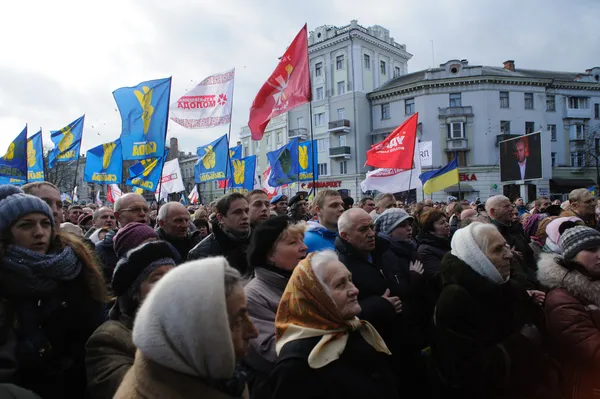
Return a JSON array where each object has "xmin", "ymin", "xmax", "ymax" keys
[{"xmin": 84, "ymin": 138, "xmax": 123, "ymax": 184}]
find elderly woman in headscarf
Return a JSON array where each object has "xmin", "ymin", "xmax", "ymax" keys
[
  {"xmin": 269, "ymin": 250, "xmax": 398, "ymax": 399},
  {"xmin": 114, "ymin": 257, "xmax": 258, "ymax": 398},
  {"xmin": 433, "ymin": 222, "xmax": 561, "ymax": 399},
  {"xmin": 537, "ymin": 226, "xmax": 600, "ymax": 399},
  {"xmin": 542, "ymin": 216, "xmax": 583, "ymax": 254}
]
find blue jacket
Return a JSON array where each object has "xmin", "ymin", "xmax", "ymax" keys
[{"xmin": 304, "ymin": 221, "xmax": 338, "ymax": 254}]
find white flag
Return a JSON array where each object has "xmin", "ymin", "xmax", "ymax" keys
[
  {"xmin": 188, "ymin": 185, "xmax": 199, "ymax": 204},
  {"xmin": 107, "ymin": 184, "xmax": 122, "ymax": 203},
  {"xmin": 72, "ymin": 186, "xmax": 78, "ymax": 202},
  {"xmin": 262, "ymin": 165, "xmax": 277, "ymax": 197},
  {"xmin": 170, "ymin": 68, "xmax": 235, "ymax": 129},
  {"xmin": 419, "ymin": 141, "xmax": 433, "ymax": 167},
  {"xmin": 95, "ymin": 190, "xmax": 102, "ymax": 206},
  {"xmin": 159, "ymin": 159, "xmax": 185, "ymax": 194}
]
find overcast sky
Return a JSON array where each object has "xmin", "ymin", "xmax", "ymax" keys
[{"xmin": 0, "ymin": 0, "xmax": 598, "ymax": 156}]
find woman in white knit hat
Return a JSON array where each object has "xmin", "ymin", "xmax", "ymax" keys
[
  {"xmin": 114, "ymin": 256, "xmax": 258, "ymax": 399},
  {"xmin": 433, "ymin": 222, "xmax": 561, "ymax": 399}
]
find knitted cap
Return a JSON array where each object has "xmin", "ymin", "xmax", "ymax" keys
[
  {"xmin": 113, "ymin": 222, "xmax": 158, "ymax": 259},
  {"xmin": 112, "ymin": 240, "xmax": 177, "ymax": 297},
  {"xmin": 560, "ymin": 226, "xmax": 600, "ymax": 261},
  {"xmin": 248, "ymin": 215, "xmax": 295, "ymax": 268},
  {"xmin": 78, "ymin": 213, "xmax": 93, "ymax": 226},
  {"xmin": 0, "ymin": 185, "xmax": 54, "ymax": 232},
  {"xmin": 374, "ymin": 208, "xmax": 413, "ymax": 234}
]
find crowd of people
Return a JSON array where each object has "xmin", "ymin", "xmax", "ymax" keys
[{"xmin": 0, "ymin": 180, "xmax": 598, "ymax": 398}]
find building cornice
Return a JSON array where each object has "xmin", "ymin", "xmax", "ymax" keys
[{"xmin": 309, "ymin": 29, "xmax": 413, "ymax": 60}]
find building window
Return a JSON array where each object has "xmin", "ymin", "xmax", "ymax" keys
[
  {"xmin": 595, "ymin": 103, "xmax": 599, "ymax": 119},
  {"xmin": 500, "ymin": 120, "xmax": 510, "ymax": 134},
  {"xmin": 277, "ymin": 131, "xmax": 282, "ymax": 144},
  {"xmin": 525, "ymin": 122, "xmax": 535, "ymax": 134},
  {"xmin": 449, "ymin": 93, "xmax": 462, "ymax": 107},
  {"xmin": 213, "ymin": 180, "xmax": 220, "ymax": 190},
  {"xmin": 363, "ymin": 54, "xmax": 370, "ymax": 70},
  {"xmin": 314, "ymin": 113, "xmax": 325, "ymax": 126},
  {"xmin": 546, "ymin": 95, "xmax": 555, "ymax": 112},
  {"xmin": 571, "ymin": 124, "xmax": 585, "ymax": 140},
  {"xmin": 570, "ymin": 152, "xmax": 584, "ymax": 167},
  {"xmin": 243, "ymin": 146, "xmax": 249, "ymax": 157},
  {"xmin": 380, "ymin": 60, "xmax": 386, "ymax": 75},
  {"xmin": 524, "ymin": 93, "xmax": 534, "ymax": 109},
  {"xmin": 340, "ymin": 161, "xmax": 348, "ymax": 175},
  {"xmin": 338, "ymin": 135, "xmax": 346, "ymax": 147},
  {"xmin": 317, "ymin": 138, "xmax": 329, "ymax": 152},
  {"xmin": 405, "ymin": 98, "xmax": 415, "ymax": 115},
  {"xmin": 297, "ymin": 117, "xmax": 304, "ymax": 128},
  {"xmin": 551, "ymin": 152, "xmax": 556, "ymax": 167},
  {"xmin": 315, "ymin": 62, "xmax": 323, "ymax": 77},
  {"xmin": 446, "ymin": 151, "xmax": 467, "ymax": 167},
  {"xmin": 394, "ymin": 66, "xmax": 401, "ymax": 78},
  {"xmin": 254, "ymin": 141, "xmax": 260, "ymax": 150},
  {"xmin": 337, "ymin": 108, "xmax": 345, "ymax": 120},
  {"xmin": 265, "ymin": 135, "xmax": 270, "ymax": 146},
  {"xmin": 318, "ymin": 163, "xmax": 328, "ymax": 175},
  {"xmin": 447, "ymin": 122, "xmax": 465, "ymax": 139},
  {"xmin": 336, "ymin": 55, "xmax": 344, "ymax": 70},
  {"xmin": 547, "ymin": 124, "xmax": 557, "ymax": 141},
  {"xmin": 568, "ymin": 97, "xmax": 589, "ymax": 109},
  {"xmin": 500, "ymin": 91, "xmax": 510, "ymax": 108},
  {"xmin": 337, "ymin": 81, "xmax": 345, "ymax": 95},
  {"xmin": 316, "ymin": 87, "xmax": 324, "ymax": 100},
  {"xmin": 381, "ymin": 103, "xmax": 390, "ymax": 120}
]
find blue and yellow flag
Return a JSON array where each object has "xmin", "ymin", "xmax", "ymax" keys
[
  {"xmin": 27, "ymin": 130, "xmax": 44, "ymax": 182},
  {"xmin": 114, "ymin": 77, "xmax": 172, "ymax": 161},
  {"xmin": 48, "ymin": 115, "xmax": 85, "ymax": 168},
  {"xmin": 0, "ymin": 126, "xmax": 28, "ymax": 181},
  {"xmin": 84, "ymin": 138, "xmax": 123, "ymax": 184},
  {"xmin": 230, "ymin": 155, "xmax": 257, "ymax": 193},
  {"xmin": 267, "ymin": 138, "xmax": 299, "ymax": 187},
  {"xmin": 419, "ymin": 158, "xmax": 459, "ymax": 195},
  {"xmin": 195, "ymin": 134, "xmax": 228, "ymax": 183},
  {"xmin": 229, "ymin": 145, "xmax": 242, "ymax": 160},
  {"xmin": 126, "ymin": 149, "xmax": 169, "ymax": 192},
  {"xmin": 298, "ymin": 140, "xmax": 318, "ymax": 182}
]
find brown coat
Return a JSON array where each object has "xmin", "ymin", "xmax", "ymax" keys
[{"xmin": 114, "ymin": 351, "xmax": 238, "ymax": 399}]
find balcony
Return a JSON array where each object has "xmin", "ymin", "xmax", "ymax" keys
[
  {"xmin": 495, "ymin": 134, "xmax": 521, "ymax": 146},
  {"xmin": 327, "ymin": 119, "xmax": 351, "ymax": 134},
  {"xmin": 445, "ymin": 138, "xmax": 469, "ymax": 151},
  {"xmin": 288, "ymin": 128, "xmax": 308, "ymax": 140},
  {"xmin": 438, "ymin": 106, "xmax": 474, "ymax": 118},
  {"xmin": 329, "ymin": 146, "xmax": 351, "ymax": 159},
  {"xmin": 565, "ymin": 107, "xmax": 592, "ymax": 119}
]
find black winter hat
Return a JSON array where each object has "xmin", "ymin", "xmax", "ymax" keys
[
  {"xmin": 248, "ymin": 215, "xmax": 295, "ymax": 268},
  {"xmin": 112, "ymin": 240, "xmax": 177, "ymax": 297}
]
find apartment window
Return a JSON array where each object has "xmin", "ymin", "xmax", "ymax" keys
[
  {"xmin": 500, "ymin": 120, "xmax": 511, "ymax": 134},
  {"xmin": 447, "ymin": 122, "xmax": 465, "ymax": 139},
  {"xmin": 254, "ymin": 141, "xmax": 260, "ymax": 150},
  {"xmin": 317, "ymin": 138, "xmax": 329, "ymax": 152},
  {"xmin": 338, "ymin": 135, "xmax": 346, "ymax": 147},
  {"xmin": 337, "ymin": 108, "xmax": 345, "ymax": 120},
  {"xmin": 315, "ymin": 62, "xmax": 323, "ymax": 77},
  {"xmin": 381, "ymin": 103, "xmax": 390, "ymax": 120},
  {"xmin": 297, "ymin": 117, "xmax": 304, "ymax": 128},
  {"xmin": 243, "ymin": 146, "xmax": 249, "ymax": 157},
  {"xmin": 336, "ymin": 55, "xmax": 344, "ymax": 70},
  {"xmin": 213, "ymin": 180, "xmax": 219, "ymax": 190},
  {"xmin": 265, "ymin": 135, "xmax": 270, "ymax": 146},
  {"xmin": 546, "ymin": 124, "xmax": 557, "ymax": 141},
  {"xmin": 314, "ymin": 113, "xmax": 325, "ymax": 126},
  {"xmin": 316, "ymin": 87, "xmax": 324, "ymax": 100},
  {"xmin": 318, "ymin": 163, "xmax": 328, "ymax": 175},
  {"xmin": 571, "ymin": 124, "xmax": 585, "ymax": 140},
  {"xmin": 446, "ymin": 151, "xmax": 467, "ymax": 167},
  {"xmin": 525, "ymin": 122, "xmax": 535, "ymax": 134},
  {"xmin": 551, "ymin": 152, "xmax": 556, "ymax": 167},
  {"xmin": 394, "ymin": 66, "xmax": 401, "ymax": 78},
  {"xmin": 449, "ymin": 93, "xmax": 462, "ymax": 107},
  {"xmin": 340, "ymin": 161, "xmax": 348, "ymax": 175},
  {"xmin": 524, "ymin": 93, "xmax": 534, "ymax": 109},
  {"xmin": 277, "ymin": 131, "xmax": 282, "ymax": 144},
  {"xmin": 363, "ymin": 54, "xmax": 370, "ymax": 70},
  {"xmin": 405, "ymin": 98, "xmax": 415, "ymax": 115},
  {"xmin": 595, "ymin": 103, "xmax": 599, "ymax": 119},
  {"xmin": 380, "ymin": 60, "xmax": 386, "ymax": 75},
  {"xmin": 546, "ymin": 95, "xmax": 556, "ymax": 111},
  {"xmin": 568, "ymin": 97, "xmax": 589, "ymax": 109},
  {"xmin": 337, "ymin": 81, "xmax": 345, "ymax": 95},
  {"xmin": 570, "ymin": 152, "xmax": 584, "ymax": 167},
  {"xmin": 500, "ymin": 91, "xmax": 509, "ymax": 108}
]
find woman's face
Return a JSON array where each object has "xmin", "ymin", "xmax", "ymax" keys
[
  {"xmin": 227, "ymin": 284, "xmax": 258, "ymax": 362},
  {"xmin": 138, "ymin": 265, "xmax": 173, "ymax": 302},
  {"xmin": 432, "ymin": 216, "xmax": 450, "ymax": 237},
  {"xmin": 10, "ymin": 213, "xmax": 52, "ymax": 254},
  {"xmin": 321, "ymin": 260, "xmax": 361, "ymax": 320},
  {"xmin": 390, "ymin": 220, "xmax": 413, "ymax": 242},
  {"xmin": 483, "ymin": 230, "xmax": 513, "ymax": 279},
  {"xmin": 198, "ymin": 226, "xmax": 208, "ymax": 236},
  {"xmin": 268, "ymin": 231, "xmax": 307, "ymax": 271},
  {"xmin": 575, "ymin": 246, "xmax": 600, "ymax": 278}
]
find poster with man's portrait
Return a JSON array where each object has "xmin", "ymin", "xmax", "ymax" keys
[{"xmin": 499, "ymin": 132, "xmax": 542, "ymax": 183}]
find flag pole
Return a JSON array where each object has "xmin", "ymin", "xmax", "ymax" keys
[
  {"xmin": 40, "ymin": 127, "xmax": 49, "ymax": 183},
  {"xmin": 455, "ymin": 151, "xmax": 462, "ymax": 200},
  {"xmin": 405, "ymin": 134, "xmax": 417, "ymax": 203},
  {"xmin": 305, "ymin": 28, "xmax": 317, "ymax": 196},
  {"xmin": 223, "ymin": 70, "xmax": 236, "ymax": 195},
  {"xmin": 157, "ymin": 76, "xmax": 173, "ymax": 207}
]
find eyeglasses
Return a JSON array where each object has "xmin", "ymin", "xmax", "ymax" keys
[{"xmin": 120, "ymin": 206, "xmax": 150, "ymax": 214}]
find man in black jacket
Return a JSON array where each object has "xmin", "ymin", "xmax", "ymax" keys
[
  {"xmin": 156, "ymin": 202, "xmax": 202, "ymax": 260},
  {"xmin": 188, "ymin": 192, "xmax": 251, "ymax": 274}
]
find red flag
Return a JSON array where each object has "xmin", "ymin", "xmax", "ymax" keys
[
  {"xmin": 366, "ymin": 113, "xmax": 419, "ymax": 169},
  {"xmin": 248, "ymin": 24, "xmax": 311, "ymax": 140},
  {"xmin": 217, "ymin": 179, "xmax": 229, "ymax": 189}
]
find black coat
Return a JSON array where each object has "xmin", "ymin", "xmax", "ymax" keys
[
  {"xmin": 188, "ymin": 222, "xmax": 251, "ymax": 275},
  {"xmin": 433, "ymin": 253, "xmax": 561, "ymax": 399},
  {"xmin": 156, "ymin": 228, "xmax": 202, "ymax": 261},
  {"xmin": 270, "ymin": 333, "xmax": 398, "ymax": 399},
  {"xmin": 95, "ymin": 229, "xmax": 118, "ymax": 283},
  {"xmin": 491, "ymin": 219, "xmax": 537, "ymax": 287}
]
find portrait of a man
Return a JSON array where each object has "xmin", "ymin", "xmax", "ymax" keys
[{"xmin": 500, "ymin": 132, "xmax": 542, "ymax": 182}]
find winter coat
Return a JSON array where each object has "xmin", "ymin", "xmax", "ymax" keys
[
  {"xmin": 433, "ymin": 253, "xmax": 561, "ymax": 399},
  {"xmin": 85, "ymin": 306, "xmax": 136, "ymax": 399},
  {"xmin": 537, "ymin": 253, "xmax": 600, "ymax": 399},
  {"xmin": 303, "ymin": 221, "xmax": 337, "ymax": 253},
  {"xmin": 417, "ymin": 233, "xmax": 451, "ymax": 284},
  {"xmin": 156, "ymin": 227, "xmax": 202, "ymax": 261},
  {"xmin": 270, "ymin": 332, "xmax": 398, "ymax": 399},
  {"xmin": 114, "ymin": 351, "xmax": 238, "ymax": 399},
  {"xmin": 188, "ymin": 222, "xmax": 250, "ymax": 275},
  {"xmin": 95, "ymin": 229, "xmax": 118, "ymax": 283},
  {"xmin": 560, "ymin": 210, "xmax": 598, "ymax": 230},
  {"xmin": 243, "ymin": 266, "xmax": 290, "ymax": 399},
  {"xmin": 491, "ymin": 219, "xmax": 537, "ymax": 287}
]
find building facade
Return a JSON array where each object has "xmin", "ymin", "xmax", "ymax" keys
[{"xmin": 368, "ymin": 59, "xmax": 600, "ymax": 202}]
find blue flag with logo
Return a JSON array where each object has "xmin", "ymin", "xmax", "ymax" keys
[
  {"xmin": 267, "ymin": 138, "xmax": 299, "ymax": 187},
  {"xmin": 84, "ymin": 138, "xmax": 123, "ymax": 184},
  {"xmin": 27, "ymin": 130, "xmax": 45, "ymax": 182},
  {"xmin": 230, "ymin": 155, "xmax": 257, "ymax": 192},
  {"xmin": 298, "ymin": 140, "xmax": 318, "ymax": 182},
  {"xmin": 195, "ymin": 134, "xmax": 228, "ymax": 183},
  {"xmin": 126, "ymin": 149, "xmax": 169, "ymax": 192},
  {"xmin": 229, "ymin": 145, "xmax": 242, "ymax": 160},
  {"xmin": 0, "ymin": 126, "xmax": 28, "ymax": 181},
  {"xmin": 114, "ymin": 77, "xmax": 171, "ymax": 161},
  {"xmin": 48, "ymin": 115, "xmax": 85, "ymax": 168}
]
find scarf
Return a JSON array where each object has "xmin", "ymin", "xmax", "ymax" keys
[
  {"xmin": 275, "ymin": 255, "xmax": 390, "ymax": 369},
  {"xmin": 2, "ymin": 245, "xmax": 82, "ymax": 295},
  {"xmin": 221, "ymin": 225, "xmax": 251, "ymax": 242}
]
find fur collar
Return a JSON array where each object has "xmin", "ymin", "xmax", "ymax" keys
[{"xmin": 537, "ymin": 253, "xmax": 600, "ymax": 307}]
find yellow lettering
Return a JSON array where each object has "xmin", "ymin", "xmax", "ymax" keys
[
  {"xmin": 92, "ymin": 173, "xmax": 117, "ymax": 182},
  {"xmin": 57, "ymin": 150, "xmax": 75, "ymax": 160},
  {"xmin": 132, "ymin": 142, "xmax": 157, "ymax": 157},
  {"xmin": 28, "ymin": 171, "xmax": 44, "ymax": 179},
  {"xmin": 198, "ymin": 171, "xmax": 226, "ymax": 182},
  {"xmin": 299, "ymin": 173, "xmax": 313, "ymax": 180},
  {"xmin": 0, "ymin": 166, "xmax": 23, "ymax": 177},
  {"xmin": 131, "ymin": 178, "xmax": 154, "ymax": 189}
]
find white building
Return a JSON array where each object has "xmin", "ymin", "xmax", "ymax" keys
[{"xmin": 368, "ymin": 59, "xmax": 600, "ymax": 202}]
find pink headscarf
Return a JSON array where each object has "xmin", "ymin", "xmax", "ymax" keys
[{"xmin": 545, "ymin": 216, "xmax": 582, "ymax": 246}]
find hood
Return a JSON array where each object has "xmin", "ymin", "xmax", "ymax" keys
[
  {"xmin": 537, "ymin": 253, "xmax": 600, "ymax": 307},
  {"xmin": 306, "ymin": 220, "xmax": 337, "ymax": 238}
]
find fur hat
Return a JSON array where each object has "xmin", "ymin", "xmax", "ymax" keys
[
  {"xmin": 113, "ymin": 222, "xmax": 157, "ymax": 259},
  {"xmin": 560, "ymin": 226, "xmax": 600, "ymax": 261},
  {"xmin": 0, "ymin": 185, "xmax": 54, "ymax": 232}
]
